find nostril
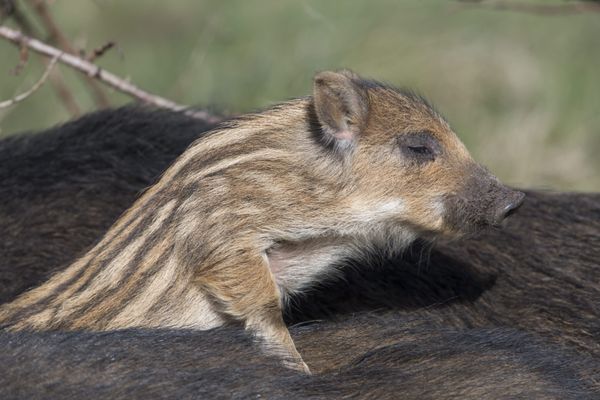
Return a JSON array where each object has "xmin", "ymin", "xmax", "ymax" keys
[
  {"xmin": 497, "ymin": 191, "xmax": 525, "ymax": 224},
  {"xmin": 502, "ymin": 202, "xmax": 520, "ymax": 219}
]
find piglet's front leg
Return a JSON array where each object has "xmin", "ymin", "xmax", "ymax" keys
[{"xmin": 195, "ymin": 251, "xmax": 310, "ymax": 374}]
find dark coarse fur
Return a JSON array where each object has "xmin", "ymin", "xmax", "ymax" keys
[
  {"xmin": 0, "ymin": 107, "xmax": 599, "ymax": 397},
  {"xmin": 0, "ymin": 106, "xmax": 220, "ymax": 303},
  {"xmin": 1, "ymin": 108, "xmax": 598, "ymax": 356},
  {"xmin": 1, "ymin": 315, "xmax": 597, "ymax": 400}
]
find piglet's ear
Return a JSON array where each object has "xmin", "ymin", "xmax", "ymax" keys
[{"xmin": 313, "ymin": 70, "xmax": 369, "ymax": 147}]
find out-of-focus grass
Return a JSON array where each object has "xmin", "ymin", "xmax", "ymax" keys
[{"xmin": 0, "ymin": 0, "xmax": 598, "ymax": 190}]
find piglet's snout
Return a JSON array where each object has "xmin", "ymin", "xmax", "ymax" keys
[{"xmin": 446, "ymin": 165, "xmax": 526, "ymax": 232}]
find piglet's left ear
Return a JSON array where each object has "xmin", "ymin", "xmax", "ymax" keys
[{"xmin": 313, "ymin": 70, "xmax": 369, "ymax": 147}]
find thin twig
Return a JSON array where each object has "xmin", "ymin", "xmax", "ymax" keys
[
  {"xmin": 4, "ymin": 0, "xmax": 81, "ymax": 116},
  {"xmin": 10, "ymin": 41, "xmax": 29, "ymax": 75},
  {"xmin": 456, "ymin": 0, "xmax": 600, "ymax": 15},
  {"xmin": 0, "ymin": 54, "xmax": 59, "ymax": 109},
  {"xmin": 87, "ymin": 41, "xmax": 116, "ymax": 62},
  {"xmin": 0, "ymin": 25, "xmax": 222, "ymax": 123},
  {"xmin": 26, "ymin": 0, "xmax": 111, "ymax": 108}
]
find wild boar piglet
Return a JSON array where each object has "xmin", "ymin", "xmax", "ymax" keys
[{"xmin": 0, "ymin": 70, "xmax": 524, "ymax": 373}]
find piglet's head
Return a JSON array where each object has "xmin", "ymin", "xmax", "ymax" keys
[{"xmin": 312, "ymin": 70, "xmax": 524, "ymax": 237}]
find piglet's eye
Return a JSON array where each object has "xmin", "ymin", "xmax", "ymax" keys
[
  {"xmin": 397, "ymin": 131, "xmax": 439, "ymax": 163},
  {"xmin": 408, "ymin": 146, "xmax": 432, "ymax": 156}
]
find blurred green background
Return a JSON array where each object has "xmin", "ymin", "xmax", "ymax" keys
[{"xmin": 1, "ymin": 0, "xmax": 599, "ymax": 190}]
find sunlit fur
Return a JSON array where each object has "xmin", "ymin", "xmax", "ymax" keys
[{"xmin": 0, "ymin": 70, "xmax": 512, "ymax": 373}]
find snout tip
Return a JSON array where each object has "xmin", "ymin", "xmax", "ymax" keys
[{"xmin": 493, "ymin": 191, "xmax": 525, "ymax": 226}]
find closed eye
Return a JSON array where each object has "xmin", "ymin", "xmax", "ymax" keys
[
  {"xmin": 397, "ymin": 132, "xmax": 439, "ymax": 163},
  {"xmin": 408, "ymin": 145, "xmax": 432, "ymax": 156}
]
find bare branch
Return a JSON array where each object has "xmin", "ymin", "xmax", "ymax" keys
[
  {"xmin": 0, "ymin": 54, "xmax": 59, "ymax": 109},
  {"xmin": 26, "ymin": 0, "xmax": 111, "ymax": 108},
  {"xmin": 0, "ymin": 25, "xmax": 222, "ymax": 123},
  {"xmin": 455, "ymin": 0, "xmax": 600, "ymax": 15},
  {"xmin": 3, "ymin": 0, "xmax": 81, "ymax": 116}
]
